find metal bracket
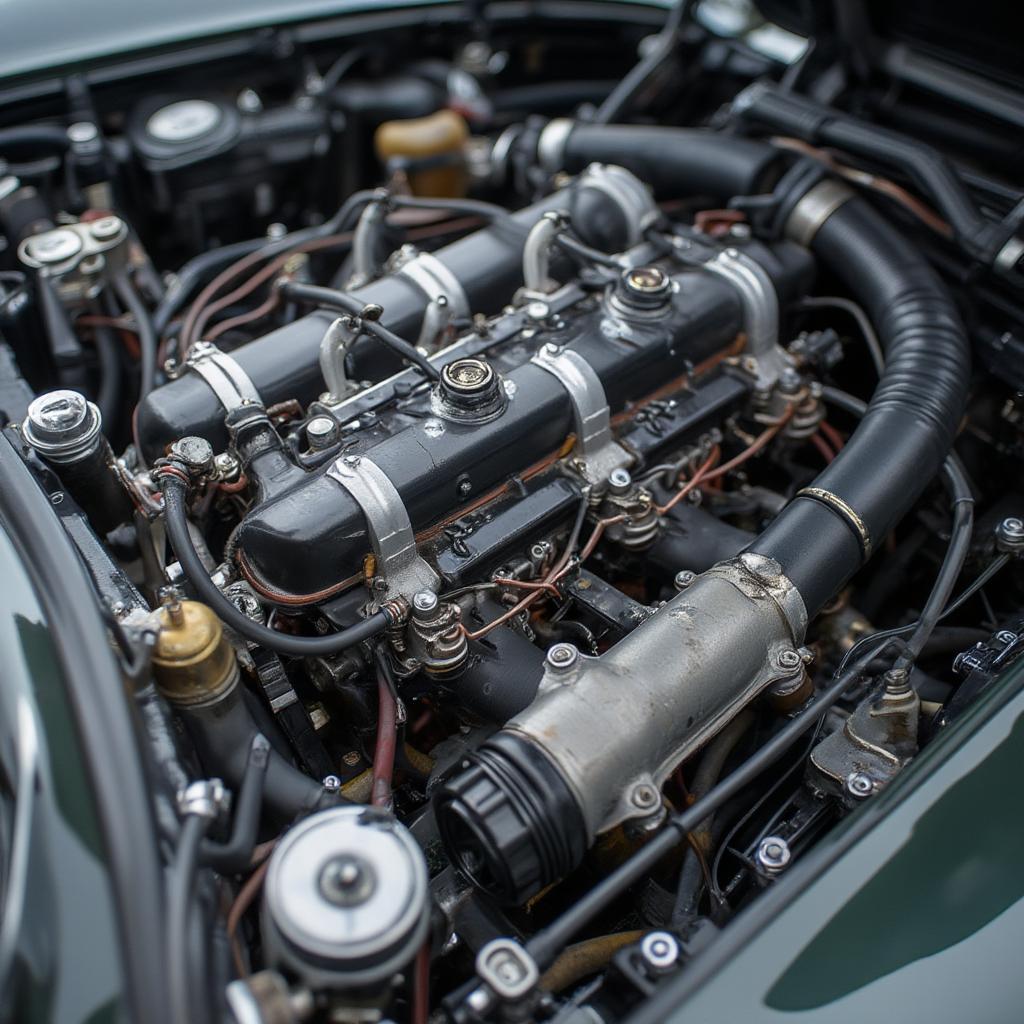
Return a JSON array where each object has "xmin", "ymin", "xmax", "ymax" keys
[
  {"xmin": 185, "ymin": 341, "xmax": 262, "ymax": 412},
  {"xmin": 521, "ymin": 210, "xmax": 566, "ymax": 295},
  {"xmin": 326, "ymin": 453, "xmax": 439, "ymax": 606},
  {"xmin": 395, "ymin": 250, "xmax": 470, "ymax": 322},
  {"xmin": 318, "ymin": 316, "xmax": 364, "ymax": 405},
  {"xmin": 704, "ymin": 246, "xmax": 790, "ymax": 391},
  {"xmin": 530, "ymin": 343, "xmax": 630, "ymax": 485}
]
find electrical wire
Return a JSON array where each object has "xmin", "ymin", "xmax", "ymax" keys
[
  {"xmin": 372, "ymin": 647, "xmax": 399, "ymax": 809},
  {"xmin": 161, "ymin": 474, "xmax": 388, "ymax": 656},
  {"xmin": 112, "ymin": 271, "xmax": 158, "ymax": 399}
]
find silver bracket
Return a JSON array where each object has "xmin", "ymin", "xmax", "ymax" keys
[
  {"xmin": 185, "ymin": 341, "xmax": 262, "ymax": 412},
  {"xmin": 521, "ymin": 210, "xmax": 566, "ymax": 295},
  {"xmin": 704, "ymin": 246, "xmax": 790, "ymax": 392},
  {"xmin": 318, "ymin": 316, "xmax": 364, "ymax": 405},
  {"xmin": 395, "ymin": 250, "xmax": 470, "ymax": 322},
  {"xmin": 326, "ymin": 453, "xmax": 439, "ymax": 606},
  {"xmin": 530, "ymin": 343, "xmax": 631, "ymax": 486}
]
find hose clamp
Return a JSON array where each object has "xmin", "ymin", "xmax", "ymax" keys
[
  {"xmin": 796, "ymin": 486, "xmax": 873, "ymax": 559},
  {"xmin": 185, "ymin": 341, "xmax": 262, "ymax": 412},
  {"xmin": 785, "ymin": 180, "xmax": 855, "ymax": 247},
  {"xmin": 326, "ymin": 453, "xmax": 439, "ymax": 606}
]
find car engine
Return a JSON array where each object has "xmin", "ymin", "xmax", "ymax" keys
[{"xmin": 2, "ymin": 1, "xmax": 1023, "ymax": 1021}]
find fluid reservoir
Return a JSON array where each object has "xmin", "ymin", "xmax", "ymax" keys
[{"xmin": 374, "ymin": 109, "xmax": 469, "ymax": 197}]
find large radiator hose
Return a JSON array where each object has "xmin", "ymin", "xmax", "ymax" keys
[{"xmin": 437, "ymin": 121, "xmax": 970, "ymax": 904}]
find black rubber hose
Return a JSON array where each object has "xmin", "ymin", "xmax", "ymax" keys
[
  {"xmin": 731, "ymin": 82, "xmax": 1008, "ymax": 263},
  {"xmin": 199, "ymin": 735, "xmax": 269, "ymax": 872},
  {"xmin": 749, "ymin": 196, "xmax": 969, "ymax": 613},
  {"xmin": 113, "ymin": 272, "xmax": 158, "ymax": 400},
  {"xmin": 0, "ymin": 124, "xmax": 70, "ymax": 155},
  {"xmin": 161, "ymin": 475, "xmax": 389, "ymax": 655},
  {"xmin": 278, "ymin": 280, "xmax": 441, "ymax": 381},
  {"xmin": 820, "ymin": 386, "xmax": 975, "ymax": 671},
  {"xmin": 552, "ymin": 123, "xmax": 785, "ymax": 199},
  {"xmin": 90, "ymin": 322, "xmax": 121, "ymax": 426},
  {"xmin": 167, "ymin": 813, "xmax": 207, "ymax": 1024}
]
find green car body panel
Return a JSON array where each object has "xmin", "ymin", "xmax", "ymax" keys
[
  {"xmin": 637, "ymin": 659, "xmax": 1024, "ymax": 1023},
  {"xmin": 0, "ymin": 523, "xmax": 126, "ymax": 1022}
]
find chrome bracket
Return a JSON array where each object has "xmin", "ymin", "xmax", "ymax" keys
[
  {"xmin": 326, "ymin": 453, "xmax": 439, "ymax": 606},
  {"xmin": 704, "ymin": 246, "xmax": 790, "ymax": 391},
  {"xmin": 395, "ymin": 250, "xmax": 470, "ymax": 321},
  {"xmin": 185, "ymin": 341, "xmax": 262, "ymax": 412},
  {"xmin": 530, "ymin": 343, "xmax": 631, "ymax": 486},
  {"xmin": 318, "ymin": 316, "xmax": 364, "ymax": 405}
]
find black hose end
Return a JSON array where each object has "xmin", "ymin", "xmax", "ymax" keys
[{"xmin": 435, "ymin": 731, "xmax": 586, "ymax": 905}]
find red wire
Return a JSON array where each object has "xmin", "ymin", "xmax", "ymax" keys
[
  {"xmin": 371, "ymin": 662, "xmax": 398, "ymax": 808},
  {"xmin": 810, "ymin": 432, "xmax": 836, "ymax": 464}
]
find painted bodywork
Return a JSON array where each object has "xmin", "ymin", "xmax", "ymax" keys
[{"xmin": 631, "ymin": 658, "xmax": 1024, "ymax": 1023}]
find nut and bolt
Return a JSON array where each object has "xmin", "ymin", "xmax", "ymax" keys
[
  {"xmin": 674, "ymin": 570, "xmax": 697, "ymax": 591},
  {"xmin": 412, "ymin": 590, "xmax": 440, "ymax": 618},
  {"xmin": 776, "ymin": 649, "xmax": 802, "ymax": 672},
  {"xmin": 639, "ymin": 931, "xmax": 680, "ymax": 972},
  {"xmin": 169, "ymin": 435, "xmax": 214, "ymax": 475},
  {"xmin": 631, "ymin": 783, "xmax": 659, "ymax": 810},
  {"xmin": 306, "ymin": 415, "xmax": 339, "ymax": 451},
  {"xmin": 319, "ymin": 853, "xmax": 376, "ymax": 907},
  {"xmin": 996, "ymin": 516, "xmax": 1024, "ymax": 553},
  {"xmin": 846, "ymin": 771, "xmax": 875, "ymax": 800},
  {"xmin": 526, "ymin": 300, "xmax": 550, "ymax": 321},
  {"xmin": 342, "ymin": 454, "xmax": 361, "ymax": 468},
  {"xmin": 89, "ymin": 216, "xmax": 123, "ymax": 242},
  {"xmin": 608, "ymin": 467, "xmax": 633, "ymax": 492},
  {"xmin": 755, "ymin": 835, "xmax": 792, "ymax": 874},
  {"xmin": 546, "ymin": 642, "xmax": 579, "ymax": 671}
]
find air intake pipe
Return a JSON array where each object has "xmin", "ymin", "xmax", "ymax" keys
[{"xmin": 437, "ymin": 121, "xmax": 970, "ymax": 904}]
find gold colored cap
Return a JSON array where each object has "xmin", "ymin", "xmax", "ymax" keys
[{"xmin": 152, "ymin": 600, "xmax": 237, "ymax": 706}]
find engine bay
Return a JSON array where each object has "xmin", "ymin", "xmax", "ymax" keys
[{"xmin": 3, "ymin": 2, "xmax": 1024, "ymax": 1021}]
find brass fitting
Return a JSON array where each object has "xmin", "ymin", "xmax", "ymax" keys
[{"xmin": 152, "ymin": 599, "xmax": 238, "ymax": 706}]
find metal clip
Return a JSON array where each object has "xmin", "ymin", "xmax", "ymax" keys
[{"xmin": 326, "ymin": 453, "xmax": 439, "ymax": 607}]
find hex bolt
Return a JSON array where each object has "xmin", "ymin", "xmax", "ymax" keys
[
  {"xmin": 526, "ymin": 300, "xmax": 550, "ymax": 321},
  {"xmin": 631, "ymin": 783, "xmax": 659, "ymax": 810},
  {"xmin": 674, "ymin": 570, "xmax": 697, "ymax": 591},
  {"xmin": 322, "ymin": 774, "xmax": 341, "ymax": 792},
  {"xmin": 755, "ymin": 835, "xmax": 792, "ymax": 874},
  {"xmin": 776, "ymin": 649, "xmax": 802, "ymax": 672},
  {"xmin": 412, "ymin": 590, "xmax": 439, "ymax": 618},
  {"xmin": 546, "ymin": 643, "xmax": 579, "ymax": 671},
  {"xmin": 608, "ymin": 467, "xmax": 632, "ymax": 492},
  {"xmin": 846, "ymin": 771, "xmax": 875, "ymax": 800},
  {"xmin": 996, "ymin": 516, "xmax": 1024, "ymax": 553},
  {"xmin": 169, "ymin": 435, "xmax": 214, "ymax": 475},
  {"xmin": 640, "ymin": 931, "xmax": 680, "ymax": 972},
  {"xmin": 306, "ymin": 415, "xmax": 339, "ymax": 451},
  {"xmin": 342, "ymin": 454, "xmax": 361, "ymax": 468}
]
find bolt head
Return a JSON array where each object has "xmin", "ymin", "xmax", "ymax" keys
[
  {"xmin": 23, "ymin": 227, "xmax": 82, "ymax": 265},
  {"xmin": 412, "ymin": 590, "xmax": 439, "ymax": 616},
  {"xmin": 756, "ymin": 835, "xmax": 792, "ymax": 872},
  {"xmin": 89, "ymin": 216, "xmax": 123, "ymax": 242},
  {"xmin": 608, "ymin": 467, "xmax": 632, "ymax": 491},
  {"xmin": 997, "ymin": 516, "xmax": 1024, "ymax": 552},
  {"xmin": 322, "ymin": 774, "xmax": 341, "ymax": 792},
  {"xmin": 776, "ymin": 648, "xmax": 802, "ymax": 671},
  {"xmin": 526, "ymin": 300, "xmax": 550, "ymax": 321},
  {"xmin": 846, "ymin": 771, "xmax": 874, "ymax": 799},
  {"xmin": 306, "ymin": 415, "xmax": 339, "ymax": 451},
  {"xmin": 546, "ymin": 642, "xmax": 579, "ymax": 670},
  {"xmin": 674, "ymin": 570, "xmax": 697, "ymax": 591},
  {"xmin": 319, "ymin": 853, "xmax": 376, "ymax": 907},
  {"xmin": 169, "ymin": 435, "xmax": 214, "ymax": 473},
  {"xmin": 631, "ymin": 783, "xmax": 659, "ymax": 810},
  {"xmin": 640, "ymin": 931, "xmax": 679, "ymax": 971}
]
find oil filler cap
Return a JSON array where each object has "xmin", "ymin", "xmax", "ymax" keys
[{"xmin": 435, "ymin": 357, "xmax": 507, "ymax": 422}]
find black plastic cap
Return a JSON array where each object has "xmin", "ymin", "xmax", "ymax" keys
[{"xmin": 435, "ymin": 731, "xmax": 587, "ymax": 905}]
